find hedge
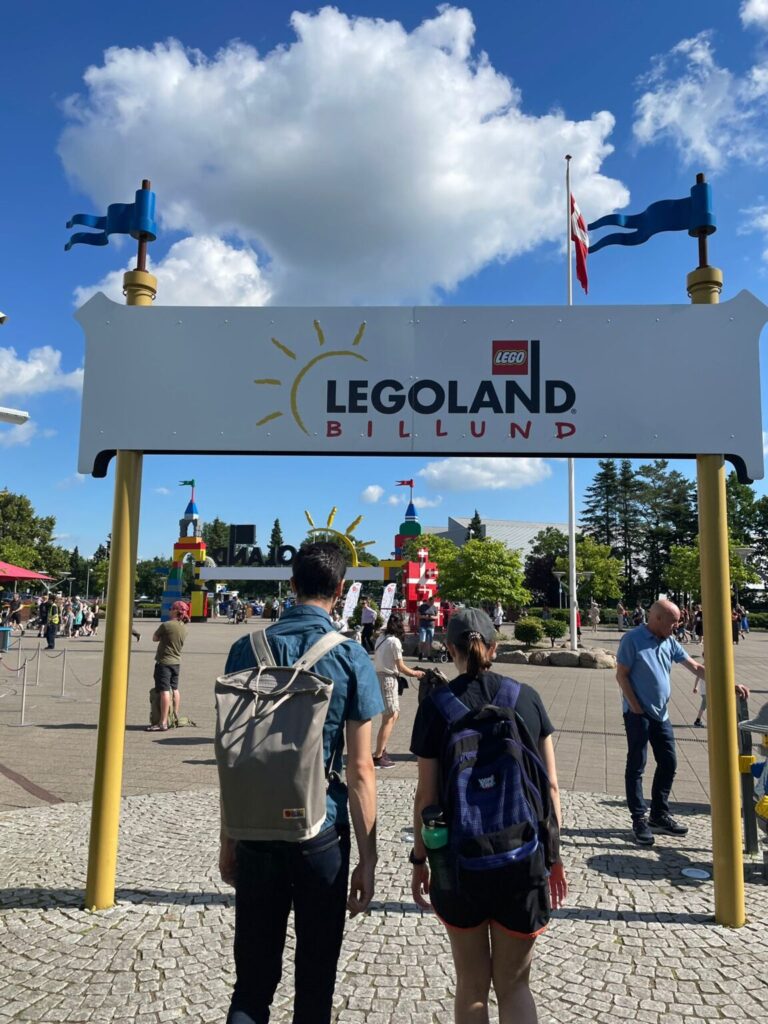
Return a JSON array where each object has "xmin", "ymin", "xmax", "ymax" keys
[{"xmin": 514, "ymin": 618, "xmax": 544, "ymax": 645}]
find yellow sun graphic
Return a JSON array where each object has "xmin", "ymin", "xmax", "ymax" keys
[
  {"xmin": 254, "ymin": 319, "xmax": 367, "ymax": 435},
  {"xmin": 304, "ymin": 506, "xmax": 376, "ymax": 568}
]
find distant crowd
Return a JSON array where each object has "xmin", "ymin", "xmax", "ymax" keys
[{"xmin": 1, "ymin": 592, "xmax": 100, "ymax": 648}]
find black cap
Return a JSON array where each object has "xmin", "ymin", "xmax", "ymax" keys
[{"xmin": 446, "ymin": 607, "xmax": 496, "ymax": 645}]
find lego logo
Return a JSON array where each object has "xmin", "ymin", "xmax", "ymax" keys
[
  {"xmin": 494, "ymin": 350, "xmax": 526, "ymax": 366},
  {"xmin": 492, "ymin": 341, "xmax": 529, "ymax": 375}
]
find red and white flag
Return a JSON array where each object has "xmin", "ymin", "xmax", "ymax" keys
[{"xmin": 570, "ymin": 194, "xmax": 589, "ymax": 294}]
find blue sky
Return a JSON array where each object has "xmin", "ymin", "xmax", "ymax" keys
[{"xmin": 2, "ymin": 1, "xmax": 768, "ymax": 562}]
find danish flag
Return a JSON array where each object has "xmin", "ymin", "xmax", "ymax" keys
[{"xmin": 571, "ymin": 194, "xmax": 589, "ymax": 294}]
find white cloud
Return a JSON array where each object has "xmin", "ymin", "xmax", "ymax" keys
[
  {"xmin": 0, "ymin": 421, "xmax": 38, "ymax": 447},
  {"xmin": 361, "ymin": 484, "xmax": 384, "ymax": 503},
  {"xmin": 413, "ymin": 495, "xmax": 443, "ymax": 509},
  {"xmin": 633, "ymin": 31, "xmax": 768, "ymax": 169},
  {"xmin": 419, "ymin": 457, "xmax": 552, "ymax": 491},
  {"xmin": 0, "ymin": 346, "xmax": 83, "ymax": 402},
  {"xmin": 386, "ymin": 494, "xmax": 402, "ymax": 506},
  {"xmin": 742, "ymin": 0, "xmax": 768, "ymax": 29},
  {"xmin": 154, "ymin": 486, "xmax": 172, "ymax": 495},
  {"xmin": 739, "ymin": 204, "xmax": 768, "ymax": 261},
  {"xmin": 59, "ymin": 7, "xmax": 627, "ymax": 305},
  {"xmin": 56, "ymin": 473, "xmax": 87, "ymax": 489},
  {"xmin": 763, "ymin": 430, "xmax": 768, "ymax": 455},
  {"xmin": 74, "ymin": 235, "xmax": 271, "ymax": 307}
]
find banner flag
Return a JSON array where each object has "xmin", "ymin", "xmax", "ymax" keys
[{"xmin": 588, "ymin": 180, "xmax": 715, "ymax": 255}]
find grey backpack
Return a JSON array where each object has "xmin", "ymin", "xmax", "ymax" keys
[{"xmin": 214, "ymin": 628, "xmax": 349, "ymax": 842}]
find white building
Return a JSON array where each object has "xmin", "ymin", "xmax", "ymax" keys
[{"xmin": 423, "ymin": 516, "xmax": 569, "ymax": 560}]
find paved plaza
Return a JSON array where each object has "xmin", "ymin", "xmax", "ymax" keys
[{"xmin": 1, "ymin": 621, "xmax": 767, "ymax": 1022}]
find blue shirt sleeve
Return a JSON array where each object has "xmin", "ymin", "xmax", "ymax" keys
[
  {"xmin": 617, "ymin": 631, "xmax": 635, "ymax": 667},
  {"xmin": 669, "ymin": 637, "xmax": 688, "ymax": 663},
  {"xmin": 345, "ymin": 645, "xmax": 385, "ymax": 721},
  {"xmin": 224, "ymin": 635, "xmax": 255, "ymax": 674}
]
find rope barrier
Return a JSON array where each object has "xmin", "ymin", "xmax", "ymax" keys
[{"xmin": 65, "ymin": 667, "xmax": 102, "ymax": 688}]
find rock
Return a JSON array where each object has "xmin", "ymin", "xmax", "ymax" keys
[
  {"xmin": 528, "ymin": 650, "xmax": 551, "ymax": 666},
  {"xmin": 548, "ymin": 650, "xmax": 581, "ymax": 668},
  {"xmin": 495, "ymin": 649, "xmax": 529, "ymax": 664},
  {"xmin": 579, "ymin": 648, "xmax": 617, "ymax": 669}
]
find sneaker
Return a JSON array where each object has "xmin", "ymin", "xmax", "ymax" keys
[
  {"xmin": 693, "ymin": 719, "xmax": 704, "ymax": 728},
  {"xmin": 373, "ymin": 753, "xmax": 395, "ymax": 769},
  {"xmin": 649, "ymin": 812, "xmax": 688, "ymax": 836},
  {"xmin": 632, "ymin": 818, "xmax": 655, "ymax": 846}
]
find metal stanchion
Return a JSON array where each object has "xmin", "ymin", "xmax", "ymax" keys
[
  {"xmin": 61, "ymin": 648, "xmax": 67, "ymax": 698},
  {"xmin": 18, "ymin": 663, "xmax": 28, "ymax": 726},
  {"xmin": 16, "ymin": 641, "xmax": 22, "ymax": 673},
  {"xmin": 35, "ymin": 642, "xmax": 41, "ymax": 687}
]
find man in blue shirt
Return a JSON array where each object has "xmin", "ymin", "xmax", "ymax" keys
[
  {"xmin": 617, "ymin": 599, "xmax": 705, "ymax": 846},
  {"xmin": 219, "ymin": 543, "xmax": 383, "ymax": 1024}
]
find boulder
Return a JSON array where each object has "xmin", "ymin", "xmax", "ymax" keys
[
  {"xmin": 496, "ymin": 649, "xmax": 529, "ymax": 664},
  {"xmin": 579, "ymin": 648, "xmax": 617, "ymax": 669},
  {"xmin": 548, "ymin": 650, "xmax": 581, "ymax": 668},
  {"xmin": 528, "ymin": 650, "xmax": 551, "ymax": 666}
]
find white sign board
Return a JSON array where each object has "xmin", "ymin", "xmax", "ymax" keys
[{"xmin": 77, "ymin": 291, "xmax": 767, "ymax": 480}]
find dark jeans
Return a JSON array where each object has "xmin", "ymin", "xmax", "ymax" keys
[
  {"xmin": 361, "ymin": 622, "xmax": 375, "ymax": 652},
  {"xmin": 227, "ymin": 824, "xmax": 351, "ymax": 1024},
  {"xmin": 45, "ymin": 623, "xmax": 57, "ymax": 649},
  {"xmin": 623, "ymin": 712, "xmax": 677, "ymax": 821}
]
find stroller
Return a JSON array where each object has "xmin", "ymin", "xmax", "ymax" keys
[{"xmin": 425, "ymin": 638, "xmax": 450, "ymax": 663}]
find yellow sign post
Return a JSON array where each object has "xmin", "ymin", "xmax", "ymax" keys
[{"xmin": 84, "ymin": 183, "xmax": 157, "ymax": 910}]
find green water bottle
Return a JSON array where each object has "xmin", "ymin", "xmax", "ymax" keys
[{"xmin": 421, "ymin": 805, "xmax": 449, "ymax": 849}]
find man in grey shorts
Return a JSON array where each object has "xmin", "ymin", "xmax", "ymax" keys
[{"xmin": 147, "ymin": 600, "xmax": 189, "ymax": 732}]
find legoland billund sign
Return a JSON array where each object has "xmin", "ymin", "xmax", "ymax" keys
[{"xmin": 77, "ymin": 291, "xmax": 767, "ymax": 481}]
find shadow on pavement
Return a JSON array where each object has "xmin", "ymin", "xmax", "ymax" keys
[
  {"xmin": 157, "ymin": 736, "xmax": 212, "ymax": 746},
  {"xmin": 585, "ymin": 850, "xmax": 714, "ymax": 885},
  {"xmin": 554, "ymin": 907, "xmax": 714, "ymax": 925},
  {"xmin": 0, "ymin": 886, "xmax": 234, "ymax": 910},
  {"xmin": 38, "ymin": 723, "xmax": 96, "ymax": 730}
]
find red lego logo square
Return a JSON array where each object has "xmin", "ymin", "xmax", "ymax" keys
[{"xmin": 492, "ymin": 341, "xmax": 529, "ymax": 375}]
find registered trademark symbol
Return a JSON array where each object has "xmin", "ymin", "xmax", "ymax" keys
[{"xmin": 571, "ymin": 408, "xmax": 577, "ymax": 415}]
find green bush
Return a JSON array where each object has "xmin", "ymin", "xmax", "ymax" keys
[
  {"xmin": 514, "ymin": 618, "xmax": 543, "ymax": 646},
  {"xmin": 526, "ymin": 607, "xmax": 543, "ymax": 618},
  {"xmin": 745, "ymin": 611, "xmax": 768, "ymax": 629},
  {"xmin": 552, "ymin": 608, "xmax": 570, "ymax": 622},
  {"xmin": 542, "ymin": 619, "xmax": 568, "ymax": 646}
]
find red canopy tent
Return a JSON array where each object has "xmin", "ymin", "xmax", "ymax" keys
[{"xmin": 0, "ymin": 561, "xmax": 53, "ymax": 582}]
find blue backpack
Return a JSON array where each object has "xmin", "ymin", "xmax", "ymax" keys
[{"xmin": 432, "ymin": 677, "xmax": 559, "ymax": 874}]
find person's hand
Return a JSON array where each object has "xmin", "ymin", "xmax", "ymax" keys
[
  {"xmin": 548, "ymin": 861, "xmax": 567, "ymax": 910},
  {"xmin": 347, "ymin": 861, "xmax": 375, "ymax": 918},
  {"xmin": 736, "ymin": 683, "xmax": 750, "ymax": 699},
  {"xmin": 413, "ymin": 670, "xmax": 425, "ymax": 679},
  {"xmin": 411, "ymin": 862, "xmax": 432, "ymax": 911},
  {"xmin": 219, "ymin": 837, "xmax": 237, "ymax": 886},
  {"xmin": 693, "ymin": 684, "xmax": 699, "ymax": 694},
  {"xmin": 628, "ymin": 700, "xmax": 644, "ymax": 715}
]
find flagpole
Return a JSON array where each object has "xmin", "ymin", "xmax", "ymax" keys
[{"xmin": 565, "ymin": 156, "xmax": 578, "ymax": 652}]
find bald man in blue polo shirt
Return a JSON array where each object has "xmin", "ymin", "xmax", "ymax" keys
[{"xmin": 617, "ymin": 599, "xmax": 747, "ymax": 847}]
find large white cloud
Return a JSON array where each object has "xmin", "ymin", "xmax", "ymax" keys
[
  {"xmin": 74, "ymin": 235, "xmax": 271, "ymax": 307},
  {"xmin": 634, "ymin": 31, "xmax": 768, "ymax": 169},
  {"xmin": 419, "ymin": 456, "xmax": 551, "ymax": 491},
  {"xmin": 0, "ymin": 346, "xmax": 83, "ymax": 401},
  {"xmin": 361, "ymin": 484, "xmax": 384, "ymax": 503},
  {"xmin": 742, "ymin": 0, "xmax": 768, "ymax": 29},
  {"xmin": 60, "ymin": 6, "xmax": 627, "ymax": 306}
]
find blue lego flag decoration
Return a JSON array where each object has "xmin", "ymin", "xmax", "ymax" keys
[
  {"xmin": 65, "ymin": 187, "xmax": 157, "ymax": 251},
  {"xmin": 588, "ymin": 180, "xmax": 715, "ymax": 254}
]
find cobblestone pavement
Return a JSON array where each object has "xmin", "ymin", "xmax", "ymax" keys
[{"xmin": 1, "ymin": 780, "xmax": 767, "ymax": 1024}]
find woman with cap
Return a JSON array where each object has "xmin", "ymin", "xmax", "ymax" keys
[
  {"xmin": 409, "ymin": 607, "xmax": 567, "ymax": 1024},
  {"xmin": 147, "ymin": 600, "xmax": 190, "ymax": 732}
]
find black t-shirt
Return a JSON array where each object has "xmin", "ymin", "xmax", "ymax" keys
[{"xmin": 410, "ymin": 670, "xmax": 554, "ymax": 759}]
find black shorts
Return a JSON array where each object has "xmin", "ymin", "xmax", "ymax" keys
[
  {"xmin": 154, "ymin": 663, "xmax": 180, "ymax": 692},
  {"xmin": 429, "ymin": 847, "xmax": 550, "ymax": 938}
]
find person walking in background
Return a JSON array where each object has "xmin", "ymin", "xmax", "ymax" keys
[
  {"xmin": 616, "ymin": 600, "xmax": 627, "ymax": 630},
  {"xmin": 45, "ymin": 599, "xmax": 60, "ymax": 649},
  {"xmin": 492, "ymin": 600, "xmax": 504, "ymax": 631},
  {"xmin": 360, "ymin": 597, "xmax": 376, "ymax": 653},
  {"xmin": 417, "ymin": 595, "xmax": 439, "ymax": 661},
  {"xmin": 372, "ymin": 613, "xmax": 423, "ymax": 769},
  {"xmin": 410, "ymin": 608, "xmax": 566, "ymax": 1024},
  {"xmin": 588, "ymin": 599, "xmax": 600, "ymax": 633},
  {"xmin": 146, "ymin": 600, "xmax": 189, "ymax": 732}
]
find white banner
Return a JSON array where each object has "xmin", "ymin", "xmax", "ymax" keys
[
  {"xmin": 77, "ymin": 292, "xmax": 767, "ymax": 480},
  {"xmin": 379, "ymin": 583, "xmax": 398, "ymax": 626},
  {"xmin": 340, "ymin": 581, "xmax": 362, "ymax": 628}
]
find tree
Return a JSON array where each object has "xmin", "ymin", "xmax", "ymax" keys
[
  {"xmin": 440, "ymin": 539, "xmax": 530, "ymax": 608},
  {"xmin": 401, "ymin": 535, "xmax": 460, "ymax": 576},
  {"xmin": 466, "ymin": 510, "xmax": 484, "ymax": 541},
  {"xmin": 524, "ymin": 528, "xmax": 569, "ymax": 606},
  {"xmin": 201, "ymin": 517, "xmax": 230, "ymax": 555},
  {"xmin": 581, "ymin": 460, "xmax": 619, "ymax": 548},
  {"xmin": 635, "ymin": 460, "xmax": 697, "ymax": 600},
  {"xmin": 666, "ymin": 540, "xmax": 760, "ymax": 602},
  {"xmin": 136, "ymin": 557, "xmax": 172, "ymax": 600},
  {"xmin": 68, "ymin": 546, "xmax": 87, "ymax": 595},
  {"xmin": 0, "ymin": 489, "xmax": 69, "ymax": 578},
  {"xmin": 726, "ymin": 471, "xmax": 757, "ymax": 545},
  {"xmin": 615, "ymin": 460, "xmax": 642, "ymax": 600},
  {"xmin": 554, "ymin": 535, "xmax": 622, "ymax": 605},
  {"xmin": 269, "ymin": 518, "xmax": 284, "ymax": 551}
]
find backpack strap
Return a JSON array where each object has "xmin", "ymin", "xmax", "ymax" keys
[
  {"xmin": 431, "ymin": 685, "xmax": 471, "ymax": 725},
  {"xmin": 292, "ymin": 630, "xmax": 349, "ymax": 672},
  {"xmin": 492, "ymin": 677, "xmax": 522, "ymax": 711},
  {"xmin": 249, "ymin": 629, "xmax": 277, "ymax": 668}
]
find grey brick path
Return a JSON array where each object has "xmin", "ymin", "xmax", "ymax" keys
[
  {"xmin": 1, "ymin": 621, "xmax": 767, "ymax": 1022},
  {"xmin": 1, "ymin": 783, "xmax": 766, "ymax": 1023}
]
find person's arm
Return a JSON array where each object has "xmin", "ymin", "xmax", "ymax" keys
[
  {"xmin": 152, "ymin": 624, "xmax": 163, "ymax": 643},
  {"xmin": 411, "ymin": 756, "xmax": 440, "ymax": 911},
  {"xmin": 681, "ymin": 656, "xmax": 749, "ymax": 699},
  {"xmin": 345, "ymin": 718, "xmax": 378, "ymax": 917},
  {"xmin": 616, "ymin": 662, "xmax": 643, "ymax": 714},
  {"xmin": 396, "ymin": 656, "xmax": 423, "ymax": 679},
  {"xmin": 538, "ymin": 733, "xmax": 567, "ymax": 909}
]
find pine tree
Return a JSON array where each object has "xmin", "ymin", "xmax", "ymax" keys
[
  {"xmin": 466, "ymin": 510, "xmax": 484, "ymax": 541},
  {"xmin": 580, "ymin": 460, "xmax": 620, "ymax": 548},
  {"xmin": 269, "ymin": 519, "xmax": 284, "ymax": 551},
  {"xmin": 635, "ymin": 460, "xmax": 697, "ymax": 600},
  {"xmin": 616, "ymin": 460, "xmax": 642, "ymax": 599}
]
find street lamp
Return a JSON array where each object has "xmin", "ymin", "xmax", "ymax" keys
[
  {"xmin": 0, "ymin": 406, "xmax": 29, "ymax": 425},
  {"xmin": 552, "ymin": 569, "xmax": 594, "ymax": 650},
  {"xmin": 553, "ymin": 571, "xmax": 565, "ymax": 609},
  {"xmin": 732, "ymin": 546, "xmax": 756, "ymax": 605}
]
